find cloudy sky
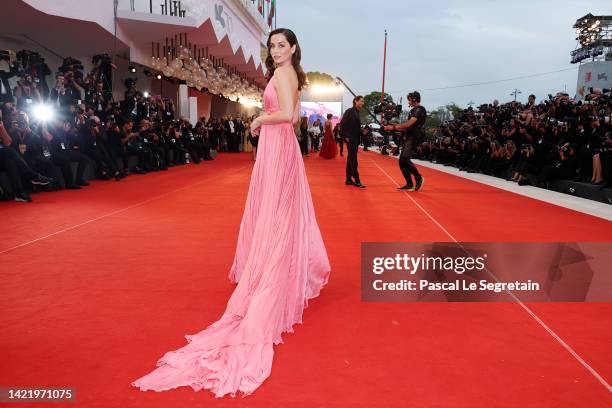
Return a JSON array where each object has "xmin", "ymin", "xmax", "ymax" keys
[{"xmin": 277, "ymin": 0, "xmax": 610, "ymax": 110}]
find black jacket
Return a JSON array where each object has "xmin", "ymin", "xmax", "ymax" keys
[{"xmin": 340, "ymin": 107, "xmax": 361, "ymax": 143}]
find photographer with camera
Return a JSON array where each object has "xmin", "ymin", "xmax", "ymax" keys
[
  {"xmin": 0, "ymin": 110, "xmax": 53, "ymax": 201},
  {"xmin": 79, "ymin": 116, "xmax": 127, "ymax": 180},
  {"xmin": 164, "ymin": 122, "xmax": 190, "ymax": 165},
  {"xmin": 537, "ymin": 142, "xmax": 580, "ymax": 186},
  {"xmin": 138, "ymin": 118, "xmax": 168, "ymax": 170},
  {"xmin": 9, "ymin": 112, "xmax": 52, "ymax": 175},
  {"xmin": 41, "ymin": 119, "xmax": 92, "ymax": 188},
  {"xmin": 111, "ymin": 118, "xmax": 148, "ymax": 174},
  {"xmin": 49, "ymin": 73, "xmax": 80, "ymax": 118},
  {"xmin": 17, "ymin": 50, "xmax": 51, "ymax": 98},
  {"xmin": 86, "ymin": 81, "xmax": 112, "ymax": 120},
  {"xmin": 13, "ymin": 74, "xmax": 42, "ymax": 111},
  {"xmin": 340, "ymin": 95, "xmax": 365, "ymax": 188},
  {"xmin": 177, "ymin": 118, "xmax": 201, "ymax": 164},
  {"xmin": 193, "ymin": 119, "xmax": 214, "ymax": 161},
  {"xmin": 61, "ymin": 69, "xmax": 84, "ymax": 104},
  {"xmin": 384, "ymin": 91, "xmax": 426, "ymax": 191}
]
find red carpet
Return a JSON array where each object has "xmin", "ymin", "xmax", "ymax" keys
[{"xmin": 1, "ymin": 151, "xmax": 610, "ymax": 407}]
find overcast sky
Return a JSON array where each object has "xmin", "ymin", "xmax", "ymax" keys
[{"xmin": 277, "ymin": 0, "xmax": 610, "ymax": 110}]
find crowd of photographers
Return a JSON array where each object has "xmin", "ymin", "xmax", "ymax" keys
[
  {"xmin": 416, "ymin": 90, "xmax": 612, "ymax": 190},
  {"xmin": 0, "ymin": 51, "xmax": 254, "ymax": 202}
]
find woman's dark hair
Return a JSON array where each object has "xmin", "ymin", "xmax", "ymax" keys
[
  {"xmin": 326, "ymin": 113, "xmax": 333, "ymax": 120},
  {"xmin": 265, "ymin": 28, "xmax": 306, "ymax": 90}
]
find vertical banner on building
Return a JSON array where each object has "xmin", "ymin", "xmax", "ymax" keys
[
  {"xmin": 178, "ymin": 84, "xmax": 189, "ymax": 119},
  {"xmin": 189, "ymin": 96, "xmax": 198, "ymax": 126}
]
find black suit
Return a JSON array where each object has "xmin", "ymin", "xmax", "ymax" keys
[{"xmin": 340, "ymin": 106, "xmax": 362, "ymax": 183}]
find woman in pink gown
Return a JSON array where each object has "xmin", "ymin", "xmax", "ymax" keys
[{"xmin": 132, "ymin": 29, "xmax": 331, "ymax": 398}]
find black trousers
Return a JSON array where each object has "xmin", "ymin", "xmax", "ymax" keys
[
  {"xmin": 312, "ymin": 136, "xmax": 320, "ymax": 151},
  {"xmin": 24, "ymin": 154, "xmax": 56, "ymax": 180},
  {"xmin": 227, "ymin": 132, "xmax": 240, "ymax": 152},
  {"xmin": 191, "ymin": 140, "xmax": 212, "ymax": 160},
  {"xmin": 299, "ymin": 134, "xmax": 308, "ymax": 155},
  {"xmin": 52, "ymin": 150, "xmax": 93, "ymax": 185},
  {"xmin": 85, "ymin": 142, "xmax": 119, "ymax": 176},
  {"xmin": 169, "ymin": 144, "xmax": 189, "ymax": 164},
  {"xmin": 148, "ymin": 143, "xmax": 167, "ymax": 168},
  {"xmin": 112, "ymin": 146, "xmax": 130, "ymax": 171},
  {"xmin": 0, "ymin": 147, "xmax": 39, "ymax": 194},
  {"xmin": 345, "ymin": 141, "xmax": 360, "ymax": 183},
  {"xmin": 128, "ymin": 144, "xmax": 154, "ymax": 170},
  {"xmin": 153, "ymin": 141, "xmax": 171, "ymax": 168},
  {"xmin": 336, "ymin": 138, "xmax": 344, "ymax": 156},
  {"xmin": 363, "ymin": 137, "xmax": 371, "ymax": 151},
  {"xmin": 399, "ymin": 142, "xmax": 421, "ymax": 185}
]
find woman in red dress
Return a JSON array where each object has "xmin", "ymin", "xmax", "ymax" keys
[{"xmin": 319, "ymin": 113, "xmax": 338, "ymax": 159}]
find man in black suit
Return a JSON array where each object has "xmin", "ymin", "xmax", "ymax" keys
[{"xmin": 340, "ymin": 95, "xmax": 366, "ymax": 188}]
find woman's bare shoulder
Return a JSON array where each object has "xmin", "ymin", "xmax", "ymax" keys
[{"xmin": 273, "ymin": 65, "xmax": 298, "ymax": 83}]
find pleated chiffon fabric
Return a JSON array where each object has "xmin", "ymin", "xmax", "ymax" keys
[{"xmin": 131, "ymin": 80, "xmax": 331, "ymax": 398}]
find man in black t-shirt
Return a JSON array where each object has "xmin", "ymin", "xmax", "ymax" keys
[{"xmin": 384, "ymin": 91, "xmax": 426, "ymax": 191}]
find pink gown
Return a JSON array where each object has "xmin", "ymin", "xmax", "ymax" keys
[{"xmin": 131, "ymin": 79, "xmax": 331, "ymax": 398}]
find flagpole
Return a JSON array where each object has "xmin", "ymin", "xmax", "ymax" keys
[{"xmin": 381, "ymin": 30, "xmax": 387, "ymax": 106}]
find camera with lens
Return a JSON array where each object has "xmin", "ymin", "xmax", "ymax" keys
[
  {"xmin": 59, "ymin": 57, "xmax": 84, "ymax": 73},
  {"xmin": 374, "ymin": 100, "xmax": 402, "ymax": 121},
  {"xmin": 0, "ymin": 49, "xmax": 16, "ymax": 63},
  {"xmin": 16, "ymin": 112, "xmax": 29, "ymax": 129},
  {"xmin": 559, "ymin": 143, "xmax": 572, "ymax": 155},
  {"xmin": 92, "ymin": 53, "xmax": 112, "ymax": 66}
]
